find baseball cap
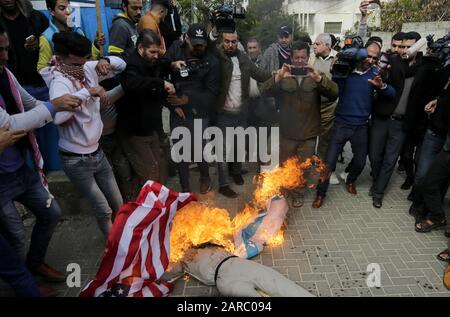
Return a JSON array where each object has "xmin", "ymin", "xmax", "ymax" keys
[
  {"xmin": 278, "ymin": 25, "xmax": 292, "ymax": 36},
  {"xmin": 187, "ymin": 23, "xmax": 208, "ymax": 46}
]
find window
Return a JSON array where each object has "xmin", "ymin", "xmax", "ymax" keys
[{"xmin": 324, "ymin": 22, "xmax": 342, "ymax": 34}]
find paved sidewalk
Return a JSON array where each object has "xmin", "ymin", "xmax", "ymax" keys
[{"xmin": 1, "ymin": 148, "xmax": 449, "ymax": 297}]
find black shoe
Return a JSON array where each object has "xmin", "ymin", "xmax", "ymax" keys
[
  {"xmin": 373, "ymin": 197, "xmax": 382, "ymax": 208},
  {"xmin": 445, "ymin": 231, "xmax": 450, "ymax": 239},
  {"xmin": 397, "ymin": 163, "xmax": 405, "ymax": 173},
  {"xmin": 232, "ymin": 174, "xmax": 244, "ymax": 186},
  {"xmin": 219, "ymin": 186, "xmax": 238, "ymax": 198},
  {"xmin": 401, "ymin": 178, "xmax": 414, "ymax": 190}
]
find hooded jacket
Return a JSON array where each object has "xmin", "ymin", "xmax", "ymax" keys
[{"xmin": 108, "ymin": 13, "xmax": 138, "ymax": 60}]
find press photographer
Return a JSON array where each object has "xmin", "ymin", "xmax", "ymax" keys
[
  {"xmin": 313, "ymin": 39, "xmax": 396, "ymax": 209},
  {"xmin": 161, "ymin": 23, "xmax": 221, "ymax": 194}
]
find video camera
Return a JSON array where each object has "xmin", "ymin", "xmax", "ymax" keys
[
  {"xmin": 425, "ymin": 32, "xmax": 450, "ymax": 67},
  {"xmin": 210, "ymin": 0, "xmax": 246, "ymax": 33},
  {"xmin": 331, "ymin": 36, "xmax": 368, "ymax": 78}
]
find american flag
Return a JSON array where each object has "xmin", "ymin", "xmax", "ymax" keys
[{"xmin": 79, "ymin": 181, "xmax": 196, "ymax": 297}]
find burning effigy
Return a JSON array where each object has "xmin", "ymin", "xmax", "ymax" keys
[
  {"xmin": 80, "ymin": 157, "xmax": 324, "ymax": 297},
  {"xmin": 169, "ymin": 156, "xmax": 326, "ymax": 262}
]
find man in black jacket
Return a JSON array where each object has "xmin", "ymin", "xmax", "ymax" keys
[
  {"xmin": 119, "ymin": 29, "xmax": 175, "ymax": 199},
  {"xmin": 0, "ymin": 0, "xmax": 48, "ymax": 96},
  {"xmin": 369, "ymin": 32, "xmax": 423, "ymax": 208},
  {"xmin": 161, "ymin": 23, "xmax": 220, "ymax": 194}
]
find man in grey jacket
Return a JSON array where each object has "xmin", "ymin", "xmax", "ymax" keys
[
  {"xmin": 108, "ymin": 0, "xmax": 142, "ymax": 60},
  {"xmin": 0, "ymin": 26, "xmax": 81, "ymax": 286}
]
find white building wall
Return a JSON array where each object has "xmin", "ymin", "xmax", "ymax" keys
[{"xmin": 284, "ymin": 0, "xmax": 362, "ymax": 39}]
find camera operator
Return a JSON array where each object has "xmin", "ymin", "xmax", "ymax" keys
[
  {"xmin": 313, "ymin": 41, "xmax": 396, "ymax": 209},
  {"xmin": 261, "ymin": 41, "xmax": 338, "ymax": 208},
  {"xmin": 118, "ymin": 29, "xmax": 174, "ymax": 199},
  {"xmin": 161, "ymin": 23, "xmax": 220, "ymax": 194},
  {"xmin": 369, "ymin": 32, "xmax": 423, "ymax": 208},
  {"xmin": 214, "ymin": 31, "xmax": 272, "ymax": 199}
]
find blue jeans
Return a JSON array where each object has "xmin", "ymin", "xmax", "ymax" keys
[
  {"xmin": 0, "ymin": 231, "xmax": 40, "ymax": 297},
  {"xmin": 317, "ymin": 121, "xmax": 368, "ymax": 197},
  {"xmin": 60, "ymin": 149, "xmax": 123, "ymax": 237},
  {"xmin": 216, "ymin": 112, "xmax": 246, "ymax": 187},
  {"xmin": 370, "ymin": 116, "xmax": 406, "ymax": 199},
  {"xmin": 0, "ymin": 164, "xmax": 61, "ymax": 267}
]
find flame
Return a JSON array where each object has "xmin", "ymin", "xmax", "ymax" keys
[
  {"xmin": 252, "ymin": 156, "xmax": 325, "ymax": 208},
  {"xmin": 169, "ymin": 202, "xmax": 235, "ymax": 262},
  {"xmin": 169, "ymin": 156, "xmax": 326, "ymax": 262},
  {"xmin": 267, "ymin": 231, "xmax": 284, "ymax": 247}
]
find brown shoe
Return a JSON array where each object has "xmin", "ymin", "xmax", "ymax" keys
[
  {"xmin": 346, "ymin": 183, "xmax": 357, "ymax": 195},
  {"xmin": 30, "ymin": 264, "xmax": 66, "ymax": 283},
  {"xmin": 38, "ymin": 285, "xmax": 59, "ymax": 297},
  {"xmin": 199, "ymin": 177, "xmax": 212, "ymax": 194},
  {"xmin": 312, "ymin": 195, "xmax": 325, "ymax": 209}
]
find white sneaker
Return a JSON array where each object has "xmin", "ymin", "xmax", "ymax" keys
[
  {"xmin": 330, "ymin": 172, "xmax": 340, "ymax": 185},
  {"xmin": 340, "ymin": 171, "xmax": 349, "ymax": 183}
]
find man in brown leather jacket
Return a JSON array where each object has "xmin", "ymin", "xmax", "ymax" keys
[{"xmin": 261, "ymin": 41, "xmax": 338, "ymax": 208}]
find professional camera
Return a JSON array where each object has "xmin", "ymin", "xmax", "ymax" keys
[
  {"xmin": 331, "ymin": 36, "xmax": 368, "ymax": 78},
  {"xmin": 424, "ymin": 32, "xmax": 450, "ymax": 66},
  {"xmin": 210, "ymin": 0, "xmax": 246, "ymax": 33},
  {"xmin": 179, "ymin": 59, "xmax": 210, "ymax": 78}
]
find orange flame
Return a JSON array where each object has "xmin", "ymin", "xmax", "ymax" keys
[{"xmin": 169, "ymin": 156, "xmax": 326, "ymax": 262}]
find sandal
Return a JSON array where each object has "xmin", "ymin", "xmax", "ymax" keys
[
  {"xmin": 437, "ymin": 249, "xmax": 450, "ymax": 263},
  {"xmin": 292, "ymin": 197, "xmax": 304, "ymax": 208},
  {"xmin": 415, "ymin": 218, "xmax": 446, "ymax": 233}
]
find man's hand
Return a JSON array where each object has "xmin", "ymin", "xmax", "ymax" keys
[
  {"xmin": 88, "ymin": 87, "xmax": 108, "ymax": 105},
  {"xmin": 51, "ymin": 94, "xmax": 82, "ymax": 111},
  {"xmin": 95, "ymin": 59, "xmax": 111, "ymax": 76},
  {"xmin": 425, "ymin": 99, "xmax": 438, "ymax": 114},
  {"xmin": 306, "ymin": 66, "xmax": 322, "ymax": 83},
  {"xmin": 360, "ymin": 0, "xmax": 369, "ymax": 18},
  {"xmin": 0, "ymin": 128, "xmax": 27, "ymax": 154},
  {"xmin": 94, "ymin": 32, "xmax": 106, "ymax": 49},
  {"xmin": 24, "ymin": 35, "xmax": 39, "ymax": 51},
  {"xmin": 174, "ymin": 107, "xmax": 186, "ymax": 120},
  {"xmin": 368, "ymin": 75, "xmax": 385, "ymax": 89},
  {"xmin": 275, "ymin": 63, "xmax": 295, "ymax": 83},
  {"xmin": 164, "ymin": 81, "xmax": 176, "ymax": 95},
  {"xmin": 167, "ymin": 94, "xmax": 189, "ymax": 106},
  {"xmin": 171, "ymin": 61, "xmax": 187, "ymax": 71}
]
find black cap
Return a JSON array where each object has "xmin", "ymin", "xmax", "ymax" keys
[
  {"xmin": 278, "ymin": 25, "xmax": 292, "ymax": 36},
  {"xmin": 187, "ymin": 23, "xmax": 208, "ymax": 46}
]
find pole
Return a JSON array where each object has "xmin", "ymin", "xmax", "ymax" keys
[{"xmin": 95, "ymin": 0, "xmax": 104, "ymax": 57}]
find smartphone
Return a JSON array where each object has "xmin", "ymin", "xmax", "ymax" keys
[{"xmin": 291, "ymin": 66, "xmax": 308, "ymax": 76}]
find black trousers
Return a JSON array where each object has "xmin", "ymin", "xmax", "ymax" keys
[{"xmin": 417, "ymin": 149, "xmax": 450, "ymax": 223}]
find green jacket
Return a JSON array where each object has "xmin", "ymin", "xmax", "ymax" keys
[
  {"xmin": 261, "ymin": 74, "xmax": 338, "ymax": 141},
  {"xmin": 216, "ymin": 48, "xmax": 272, "ymax": 114}
]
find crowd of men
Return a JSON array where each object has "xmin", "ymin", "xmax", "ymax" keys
[{"xmin": 0, "ymin": 0, "xmax": 449, "ymax": 296}]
